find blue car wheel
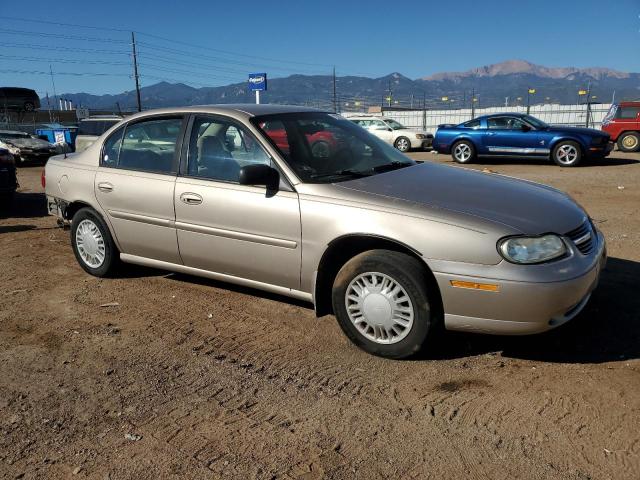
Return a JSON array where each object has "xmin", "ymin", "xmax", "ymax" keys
[{"xmin": 451, "ymin": 140, "xmax": 475, "ymax": 164}]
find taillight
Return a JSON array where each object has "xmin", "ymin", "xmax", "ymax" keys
[{"xmin": 41, "ymin": 169, "xmax": 46, "ymax": 189}]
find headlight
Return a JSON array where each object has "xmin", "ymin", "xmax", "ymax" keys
[
  {"xmin": 498, "ymin": 234, "xmax": 566, "ymax": 264},
  {"xmin": 415, "ymin": 134, "xmax": 426, "ymax": 139}
]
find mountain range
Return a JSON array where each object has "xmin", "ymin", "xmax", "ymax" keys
[{"xmin": 48, "ymin": 60, "xmax": 640, "ymax": 112}]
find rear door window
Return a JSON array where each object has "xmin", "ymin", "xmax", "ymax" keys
[{"xmin": 101, "ymin": 117, "xmax": 183, "ymax": 174}]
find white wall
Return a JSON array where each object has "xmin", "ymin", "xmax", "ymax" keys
[{"xmin": 343, "ymin": 104, "xmax": 612, "ymax": 133}]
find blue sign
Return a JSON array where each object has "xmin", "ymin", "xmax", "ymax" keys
[{"xmin": 248, "ymin": 73, "xmax": 267, "ymax": 91}]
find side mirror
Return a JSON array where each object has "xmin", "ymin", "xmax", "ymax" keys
[
  {"xmin": 521, "ymin": 124, "xmax": 532, "ymax": 132},
  {"xmin": 239, "ymin": 164, "xmax": 279, "ymax": 190}
]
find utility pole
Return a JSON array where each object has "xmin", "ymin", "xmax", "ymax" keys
[
  {"xmin": 471, "ymin": 87, "xmax": 476, "ymax": 119},
  {"xmin": 422, "ymin": 92, "xmax": 426, "ymax": 130},
  {"xmin": 49, "ymin": 64, "xmax": 58, "ymax": 114},
  {"xmin": 131, "ymin": 32, "xmax": 142, "ymax": 112},
  {"xmin": 585, "ymin": 80, "xmax": 592, "ymax": 128},
  {"xmin": 332, "ymin": 67, "xmax": 337, "ymax": 113},
  {"xmin": 387, "ymin": 80, "xmax": 392, "ymax": 107}
]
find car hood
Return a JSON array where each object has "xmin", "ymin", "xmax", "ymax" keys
[
  {"xmin": 3, "ymin": 137, "xmax": 54, "ymax": 149},
  {"xmin": 337, "ymin": 162, "xmax": 586, "ymax": 234},
  {"xmin": 545, "ymin": 126, "xmax": 608, "ymax": 138}
]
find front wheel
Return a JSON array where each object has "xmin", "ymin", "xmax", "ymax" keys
[
  {"xmin": 71, "ymin": 208, "xmax": 119, "ymax": 277},
  {"xmin": 23, "ymin": 102, "xmax": 35, "ymax": 112},
  {"xmin": 552, "ymin": 141, "xmax": 582, "ymax": 167},
  {"xmin": 617, "ymin": 132, "xmax": 640, "ymax": 153},
  {"xmin": 394, "ymin": 136, "xmax": 411, "ymax": 152},
  {"xmin": 332, "ymin": 250, "xmax": 435, "ymax": 359}
]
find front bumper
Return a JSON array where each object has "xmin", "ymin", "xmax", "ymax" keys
[
  {"xmin": 587, "ymin": 141, "xmax": 614, "ymax": 158},
  {"xmin": 435, "ymin": 232, "xmax": 607, "ymax": 335},
  {"xmin": 18, "ymin": 150, "xmax": 55, "ymax": 162}
]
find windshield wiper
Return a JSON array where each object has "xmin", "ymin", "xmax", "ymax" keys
[
  {"xmin": 372, "ymin": 161, "xmax": 413, "ymax": 173},
  {"xmin": 310, "ymin": 169, "xmax": 372, "ymax": 181}
]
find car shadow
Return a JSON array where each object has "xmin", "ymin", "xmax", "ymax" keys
[
  {"xmin": 165, "ymin": 272, "xmax": 314, "ymax": 310},
  {"xmin": 468, "ymin": 155, "xmax": 639, "ymax": 168},
  {"xmin": 421, "ymin": 257, "xmax": 640, "ymax": 364},
  {"xmin": 0, "ymin": 192, "xmax": 48, "ymax": 219}
]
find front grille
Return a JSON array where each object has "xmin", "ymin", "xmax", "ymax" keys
[{"xmin": 565, "ymin": 221, "xmax": 595, "ymax": 255}]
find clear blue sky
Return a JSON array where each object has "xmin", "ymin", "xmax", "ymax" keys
[{"xmin": 1, "ymin": 0, "xmax": 639, "ymax": 96}]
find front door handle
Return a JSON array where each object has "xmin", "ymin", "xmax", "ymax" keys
[
  {"xmin": 180, "ymin": 192, "xmax": 203, "ymax": 205},
  {"xmin": 486, "ymin": 132, "xmax": 497, "ymax": 136},
  {"xmin": 97, "ymin": 182, "xmax": 113, "ymax": 192}
]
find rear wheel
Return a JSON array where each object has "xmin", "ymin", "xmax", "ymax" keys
[
  {"xmin": 617, "ymin": 132, "xmax": 640, "ymax": 153},
  {"xmin": 71, "ymin": 208, "xmax": 118, "ymax": 277},
  {"xmin": 451, "ymin": 140, "xmax": 475, "ymax": 164},
  {"xmin": 552, "ymin": 140, "xmax": 582, "ymax": 167},
  {"xmin": 394, "ymin": 136, "xmax": 411, "ymax": 152},
  {"xmin": 332, "ymin": 250, "xmax": 435, "ymax": 359}
]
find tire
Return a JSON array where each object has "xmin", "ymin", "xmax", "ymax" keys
[
  {"xmin": 394, "ymin": 136, "xmax": 411, "ymax": 152},
  {"xmin": 331, "ymin": 249, "xmax": 435, "ymax": 359},
  {"xmin": 311, "ymin": 140, "xmax": 330, "ymax": 158},
  {"xmin": 71, "ymin": 207, "xmax": 118, "ymax": 277},
  {"xmin": 617, "ymin": 132, "xmax": 640, "ymax": 153},
  {"xmin": 23, "ymin": 102, "xmax": 35, "ymax": 112},
  {"xmin": 551, "ymin": 140, "xmax": 582, "ymax": 167},
  {"xmin": 451, "ymin": 140, "xmax": 476, "ymax": 164}
]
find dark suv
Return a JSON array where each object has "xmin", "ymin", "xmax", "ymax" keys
[
  {"xmin": 0, "ymin": 87, "xmax": 41, "ymax": 112},
  {"xmin": 0, "ymin": 147, "xmax": 17, "ymax": 206}
]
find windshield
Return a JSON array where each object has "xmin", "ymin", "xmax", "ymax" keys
[
  {"xmin": 0, "ymin": 132, "xmax": 30, "ymax": 139},
  {"xmin": 385, "ymin": 119, "xmax": 406, "ymax": 130},
  {"xmin": 522, "ymin": 115, "xmax": 548, "ymax": 129},
  {"xmin": 252, "ymin": 112, "xmax": 415, "ymax": 183}
]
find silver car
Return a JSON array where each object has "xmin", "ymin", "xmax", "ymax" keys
[
  {"xmin": 44, "ymin": 105, "xmax": 606, "ymax": 359},
  {"xmin": 348, "ymin": 116, "xmax": 433, "ymax": 152}
]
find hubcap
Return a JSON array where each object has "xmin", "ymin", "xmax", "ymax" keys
[
  {"xmin": 556, "ymin": 144, "xmax": 578, "ymax": 164},
  {"xmin": 75, "ymin": 219, "xmax": 106, "ymax": 268},
  {"xmin": 396, "ymin": 138, "xmax": 409, "ymax": 151},
  {"xmin": 454, "ymin": 143, "xmax": 472, "ymax": 161},
  {"xmin": 345, "ymin": 272, "xmax": 414, "ymax": 344},
  {"xmin": 622, "ymin": 135, "xmax": 638, "ymax": 150}
]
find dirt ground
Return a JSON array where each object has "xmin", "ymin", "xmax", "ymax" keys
[{"xmin": 1, "ymin": 152, "xmax": 639, "ymax": 480}]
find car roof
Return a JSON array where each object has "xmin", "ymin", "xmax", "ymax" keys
[
  {"xmin": 120, "ymin": 104, "xmax": 328, "ymax": 124},
  {"xmin": 80, "ymin": 115, "xmax": 123, "ymax": 121},
  {"xmin": 475, "ymin": 113, "xmax": 528, "ymax": 120},
  {"xmin": 0, "ymin": 130, "xmax": 29, "ymax": 135}
]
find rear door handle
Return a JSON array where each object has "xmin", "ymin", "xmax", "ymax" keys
[
  {"xmin": 487, "ymin": 132, "xmax": 497, "ymax": 136},
  {"xmin": 180, "ymin": 192, "xmax": 203, "ymax": 205},
  {"xmin": 97, "ymin": 182, "xmax": 113, "ymax": 192}
]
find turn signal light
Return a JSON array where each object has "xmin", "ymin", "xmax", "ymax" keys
[{"xmin": 450, "ymin": 280, "xmax": 500, "ymax": 292}]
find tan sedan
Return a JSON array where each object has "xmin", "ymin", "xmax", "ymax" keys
[{"xmin": 44, "ymin": 105, "xmax": 606, "ymax": 358}]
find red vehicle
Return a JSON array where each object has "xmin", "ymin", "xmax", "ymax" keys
[
  {"xmin": 259, "ymin": 122, "xmax": 341, "ymax": 158},
  {"xmin": 601, "ymin": 101, "xmax": 640, "ymax": 152}
]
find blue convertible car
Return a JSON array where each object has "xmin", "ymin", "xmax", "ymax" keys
[{"xmin": 434, "ymin": 113, "xmax": 613, "ymax": 167}]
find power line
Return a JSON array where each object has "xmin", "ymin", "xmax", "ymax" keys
[
  {"xmin": 0, "ymin": 28, "xmax": 128, "ymax": 43},
  {"xmin": 0, "ymin": 53, "xmax": 130, "ymax": 66},
  {"xmin": 3, "ymin": 69, "xmax": 131, "ymax": 77},
  {"xmin": 1, "ymin": 42, "xmax": 130, "ymax": 55}
]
